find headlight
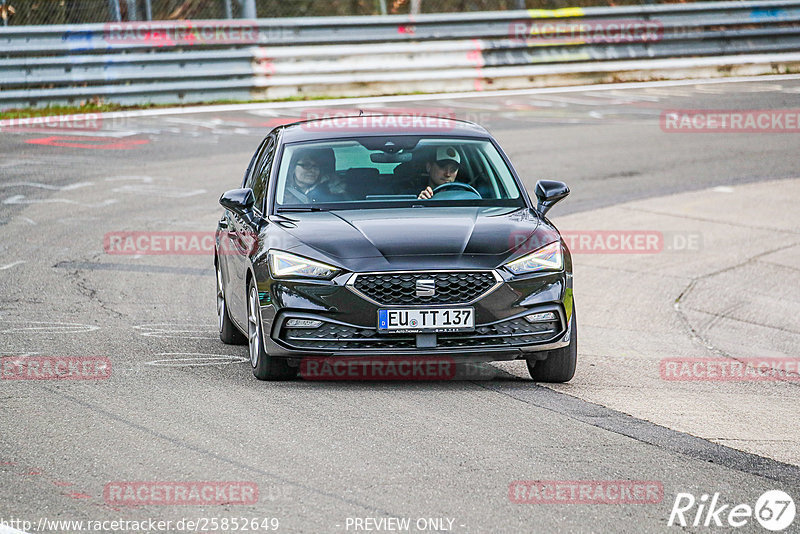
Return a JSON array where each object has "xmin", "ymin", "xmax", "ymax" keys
[
  {"xmin": 268, "ymin": 250, "xmax": 340, "ymax": 279},
  {"xmin": 504, "ymin": 241, "xmax": 563, "ymax": 275}
]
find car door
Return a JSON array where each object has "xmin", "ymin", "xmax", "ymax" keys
[
  {"xmin": 218, "ymin": 138, "xmax": 266, "ymax": 329},
  {"xmin": 228, "ymin": 134, "xmax": 276, "ymax": 327}
]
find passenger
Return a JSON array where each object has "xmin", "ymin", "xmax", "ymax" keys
[
  {"xmin": 417, "ymin": 146, "xmax": 461, "ymax": 199},
  {"xmin": 284, "ymin": 148, "xmax": 345, "ymax": 203}
]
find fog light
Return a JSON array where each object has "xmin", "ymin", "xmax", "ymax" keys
[
  {"xmin": 286, "ymin": 319, "xmax": 323, "ymax": 329},
  {"xmin": 524, "ymin": 312, "xmax": 557, "ymax": 323}
]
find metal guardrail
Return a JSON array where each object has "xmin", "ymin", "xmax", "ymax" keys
[{"xmin": 2, "ymin": 0, "xmax": 800, "ymax": 108}]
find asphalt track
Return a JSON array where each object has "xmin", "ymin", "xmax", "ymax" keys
[{"xmin": 1, "ymin": 76, "xmax": 799, "ymax": 534}]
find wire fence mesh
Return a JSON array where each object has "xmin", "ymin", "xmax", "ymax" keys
[{"xmin": 0, "ymin": 0, "xmax": 751, "ymax": 26}]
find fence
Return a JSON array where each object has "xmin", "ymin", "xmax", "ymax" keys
[{"xmin": 1, "ymin": 0, "xmax": 800, "ymax": 109}]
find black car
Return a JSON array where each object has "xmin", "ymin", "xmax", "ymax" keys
[{"xmin": 215, "ymin": 115, "xmax": 575, "ymax": 381}]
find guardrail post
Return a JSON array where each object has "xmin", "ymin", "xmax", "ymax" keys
[
  {"xmin": 108, "ymin": 0, "xmax": 121, "ymax": 22},
  {"xmin": 377, "ymin": 0, "xmax": 387, "ymax": 15},
  {"xmin": 239, "ymin": 0, "xmax": 255, "ymax": 18},
  {"xmin": 126, "ymin": 0, "xmax": 138, "ymax": 20},
  {"xmin": 224, "ymin": 0, "xmax": 232, "ymax": 18},
  {"xmin": 144, "ymin": 0, "xmax": 152, "ymax": 20}
]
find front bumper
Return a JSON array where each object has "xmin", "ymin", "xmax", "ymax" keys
[{"xmin": 259, "ymin": 267, "xmax": 573, "ymax": 361}]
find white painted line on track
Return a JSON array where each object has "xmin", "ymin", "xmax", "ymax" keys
[
  {"xmin": 145, "ymin": 354, "xmax": 249, "ymax": 367},
  {"xmin": 133, "ymin": 323, "xmax": 217, "ymax": 339},
  {"xmin": 104, "ymin": 175, "xmax": 155, "ymax": 183},
  {"xmin": 111, "ymin": 184, "xmax": 206, "ymax": 198},
  {"xmin": 3, "ymin": 195, "xmax": 118, "ymax": 208},
  {"xmin": 582, "ymin": 91, "xmax": 660, "ymax": 102},
  {"xmin": 0, "ymin": 181, "xmax": 93, "ymax": 191},
  {"xmin": 0, "ymin": 261, "xmax": 25, "ymax": 270},
  {"xmin": 17, "ymin": 74, "xmax": 800, "ymax": 124},
  {"xmin": 522, "ymin": 94, "xmax": 622, "ymax": 106},
  {"xmin": 0, "ymin": 321, "xmax": 100, "ymax": 334}
]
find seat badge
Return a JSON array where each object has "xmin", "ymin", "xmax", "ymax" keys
[{"xmin": 415, "ymin": 279, "xmax": 436, "ymax": 297}]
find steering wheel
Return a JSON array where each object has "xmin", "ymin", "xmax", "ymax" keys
[{"xmin": 431, "ymin": 182, "xmax": 481, "ymax": 198}]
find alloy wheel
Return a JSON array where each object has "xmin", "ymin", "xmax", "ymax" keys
[
  {"xmin": 216, "ymin": 266, "xmax": 225, "ymax": 333},
  {"xmin": 248, "ymin": 285, "xmax": 261, "ymax": 368}
]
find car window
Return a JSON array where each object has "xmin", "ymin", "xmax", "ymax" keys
[
  {"xmin": 273, "ymin": 137, "xmax": 525, "ymax": 209},
  {"xmin": 252, "ymin": 136, "xmax": 276, "ymax": 212},
  {"xmin": 243, "ymin": 138, "xmax": 269, "ymax": 189},
  {"xmin": 333, "ymin": 144, "xmax": 400, "ymax": 174}
]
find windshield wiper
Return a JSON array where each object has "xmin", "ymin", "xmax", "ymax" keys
[{"xmin": 276, "ymin": 206, "xmax": 329, "ymax": 213}]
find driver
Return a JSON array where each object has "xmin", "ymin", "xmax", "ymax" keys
[{"xmin": 417, "ymin": 146, "xmax": 461, "ymax": 199}]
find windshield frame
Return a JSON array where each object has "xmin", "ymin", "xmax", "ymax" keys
[{"xmin": 266, "ymin": 134, "xmax": 532, "ymax": 215}]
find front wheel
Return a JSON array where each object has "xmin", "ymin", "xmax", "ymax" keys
[
  {"xmin": 248, "ymin": 282, "xmax": 296, "ymax": 381},
  {"xmin": 527, "ymin": 308, "xmax": 577, "ymax": 383}
]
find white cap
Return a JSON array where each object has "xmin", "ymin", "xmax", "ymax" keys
[{"xmin": 435, "ymin": 146, "xmax": 461, "ymax": 165}]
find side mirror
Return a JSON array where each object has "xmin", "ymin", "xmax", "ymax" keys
[
  {"xmin": 219, "ymin": 188, "xmax": 255, "ymax": 215},
  {"xmin": 534, "ymin": 180, "xmax": 570, "ymax": 217}
]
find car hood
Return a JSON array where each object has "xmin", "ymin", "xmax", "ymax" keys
[{"xmin": 271, "ymin": 206, "xmax": 546, "ymax": 268}]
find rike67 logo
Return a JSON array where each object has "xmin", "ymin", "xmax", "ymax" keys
[{"xmin": 668, "ymin": 490, "xmax": 796, "ymax": 531}]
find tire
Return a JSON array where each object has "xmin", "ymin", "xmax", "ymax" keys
[
  {"xmin": 216, "ymin": 261, "xmax": 246, "ymax": 345},
  {"xmin": 247, "ymin": 282, "xmax": 297, "ymax": 381},
  {"xmin": 527, "ymin": 308, "xmax": 577, "ymax": 383}
]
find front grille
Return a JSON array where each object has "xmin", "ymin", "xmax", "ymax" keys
[
  {"xmin": 438, "ymin": 317, "xmax": 559, "ymax": 348},
  {"xmin": 279, "ymin": 315, "xmax": 561, "ymax": 351},
  {"xmin": 351, "ymin": 271, "xmax": 497, "ymax": 305},
  {"xmin": 284, "ymin": 322, "xmax": 416, "ymax": 350}
]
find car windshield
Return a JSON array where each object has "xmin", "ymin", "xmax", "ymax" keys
[{"xmin": 273, "ymin": 136, "xmax": 525, "ymax": 210}]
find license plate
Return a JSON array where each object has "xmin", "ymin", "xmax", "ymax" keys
[{"xmin": 378, "ymin": 308, "xmax": 474, "ymax": 333}]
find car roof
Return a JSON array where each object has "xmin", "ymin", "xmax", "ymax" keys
[{"xmin": 277, "ymin": 114, "xmax": 491, "ymax": 143}]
